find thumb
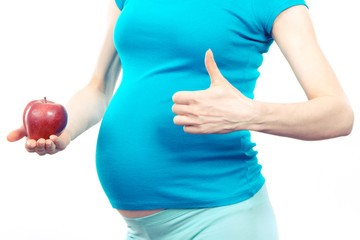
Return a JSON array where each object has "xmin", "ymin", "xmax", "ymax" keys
[
  {"xmin": 7, "ymin": 126, "xmax": 26, "ymax": 142},
  {"xmin": 205, "ymin": 49, "xmax": 225, "ymax": 86}
]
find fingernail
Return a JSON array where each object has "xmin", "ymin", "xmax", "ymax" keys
[{"xmin": 208, "ymin": 49, "xmax": 213, "ymax": 59}]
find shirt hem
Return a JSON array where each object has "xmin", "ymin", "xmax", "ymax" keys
[{"xmin": 109, "ymin": 178, "xmax": 266, "ymax": 210}]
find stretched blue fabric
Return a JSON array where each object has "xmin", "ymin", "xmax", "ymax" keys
[{"xmin": 96, "ymin": 0, "xmax": 308, "ymax": 210}]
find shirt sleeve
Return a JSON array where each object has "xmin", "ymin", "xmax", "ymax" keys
[
  {"xmin": 115, "ymin": 0, "xmax": 125, "ymax": 11},
  {"xmin": 252, "ymin": 0, "xmax": 308, "ymax": 38}
]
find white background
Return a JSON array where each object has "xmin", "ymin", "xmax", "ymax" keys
[{"xmin": 0, "ymin": 0, "xmax": 359, "ymax": 239}]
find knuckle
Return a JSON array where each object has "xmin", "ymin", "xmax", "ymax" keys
[
  {"xmin": 35, "ymin": 146, "xmax": 45, "ymax": 152},
  {"xmin": 184, "ymin": 126, "xmax": 199, "ymax": 134},
  {"xmin": 194, "ymin": 116, "xmax": 204, "ymax": 125},
  {"xmin": 36, "ymin": 143, "xmax": 45, "ymax": 149},
  {"xmin": 172, "ymin": 92, "xmax": 181, "ymax": 102},
  {"xmin": 189, "ymin": 95, "xmax": 199, "ymax": 104},
  {"xmin": 196, "ymin": 125, "xmax": 209, "ymax": 134},
  {"xmin": 194, "ymin": 92, "xmax": 206, "ymax": 103},
  {"xmin": 171, "ymin": 104, "xmax": 177, "ymax": 113},
  {"xmin": 45, "ymin": 141, "xmax": 55, "ymax": 150},
  {"xmin": 26, "ymin": 140, "xmax": 35, "ymax": 148},
  {"xmin": 173, "ymin": 116, "xmax": 181, "ymax": 125},
  {"xmin": 183, "ymin": 126, "xmax": 191, "ymax": 133},
  {"xmin": 48, "ymin": 149, "xmax": 58, "ymax": 155},
  {"xmin": 37, "ymin": 151, "xmax": 46, "ymax": 156},
  {"xmin": 192, "ymin": 120, "xmax": 201, "ymax": 126},
  {"xmin": 203, "ymin": 129, "xmax": 212, "ymax": 134},
  {"xmin": 192, "ymin": 105, "xmax": 203, "ymax": 117},
  {"xmin": 25, "ymin": 144, "xmax": 34, "ymax": 152}
]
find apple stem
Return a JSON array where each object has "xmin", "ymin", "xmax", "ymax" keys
[{"xmin": 44, "ymin": 97, "xmax": 47, "ymax": 103}]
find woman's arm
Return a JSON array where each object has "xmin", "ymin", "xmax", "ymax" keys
[
  {"xmin": 65, "ymin": 1, "xmax": 121, "ymax": 141},
  {"xmin": 172, "ymin": 5, "xmax": 354, "ymax": 140},
  {"xmin": 251, "ymin": 5, "xmax": 354, "ymax": 140},
  {"xmin": 7, "ymin": 1, "xmax": 122, "ymax": 155}
]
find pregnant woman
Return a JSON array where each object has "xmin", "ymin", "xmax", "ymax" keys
[{"xmin": 7, "ymin": 0, "xmax": 354, "ymax": 239}]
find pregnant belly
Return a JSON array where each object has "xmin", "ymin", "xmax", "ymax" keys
[
  {"xmin": 95, "ymin": 83, "xmax": 181, "ymax": 210},
  {"xmin": 95, "ymin": 79, "xmax": 257, "ymax": 211}
]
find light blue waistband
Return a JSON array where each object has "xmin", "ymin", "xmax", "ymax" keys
[{"xmin": 122, "ymin": 183, "xmax": 269, "ymax": 226}]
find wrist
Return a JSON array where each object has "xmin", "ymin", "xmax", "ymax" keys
[{"xmin": 243, "ymin": 99, "xmax": 268, "ymax": 132}]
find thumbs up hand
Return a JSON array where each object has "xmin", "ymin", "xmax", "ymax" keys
[{"xmin": 172, "ymin": 49, "xmax": 258, "ymax": 134}]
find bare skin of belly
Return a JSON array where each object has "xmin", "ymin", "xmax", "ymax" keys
[{"xmin": 117, "ymin": 209, "xmax": 165, "ymax": 218}]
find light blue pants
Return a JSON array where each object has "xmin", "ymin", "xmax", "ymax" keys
[{"xmin": 122, "ymin": 184, "xmax": 279, "ymax": 240}]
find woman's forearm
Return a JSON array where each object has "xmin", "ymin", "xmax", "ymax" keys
[
  {"xmin": 251, "ymin": 95, "xmax": 354, "ymax": 141},
  {"xmin": 63, "ymin": 3, "xmax": 121, "ymax": 141},
  {"xmin": 64, "ymin": 85, "xmax": 108, "ymax": 141}
]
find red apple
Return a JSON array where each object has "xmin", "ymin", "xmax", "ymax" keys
[{"xmin": 23, "ymin": 97, "xmax": 68, "ymax": 140}]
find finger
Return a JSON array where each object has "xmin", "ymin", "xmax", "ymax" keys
[
  {"xmin": 45, "ymin": 139, "xmax": 57, "ymax": 154},
  {"xmin": 183, "ymin": 125, "xmax": 217, "ymax": 134},
  {"xmin": 50, "ymin": 135, "xmax": 67, "ymax": 151},
  {"xmin": 173, "ymin": 115, "xmax": 199, "ymax": 126},
  {"xmin": 172, "ymin": 91, "xmax": 199, "ymax": 105},
  {"xmin": 172, "ymin": 104, "xmax": 194, "ymax": 116},
  {"xmin": 7, "ymin": 126, "xmax": 26, "ymax": 142},
  {"xmin": 35, "ymin": 138, "xmax": 46, "ymax": 155},
  {"xmin": 204, "ymin": 49, "xmax": 225, "ymax": 86},
  {"xmin": 36, "ymin": 151, "xmax": 46, "ymax": 156},
  {"xmin": 183, "ymin": 125, "xmax": 204, "ymax": 134},
  {"xmin": 25, "ymin": 139, "xmax": 37, "ymax": 153}
]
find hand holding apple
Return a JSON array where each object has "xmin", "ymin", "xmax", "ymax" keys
[{"xmin": 7, "ymin": 97, "xmax": 71, "ymax": 156}]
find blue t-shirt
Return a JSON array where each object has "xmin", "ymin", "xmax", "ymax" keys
[{"xmin": 96, "ymin": 0, "xmax": 308, "ymax": 210}]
